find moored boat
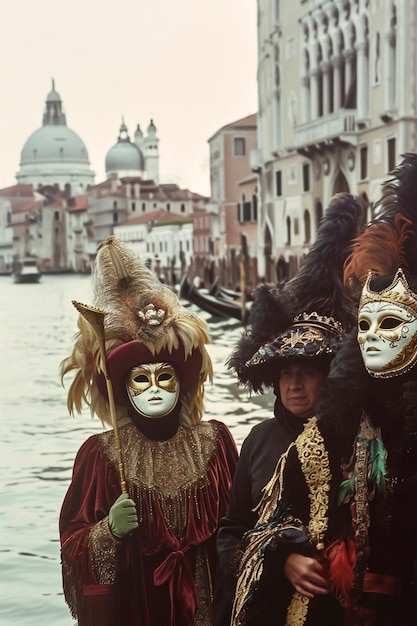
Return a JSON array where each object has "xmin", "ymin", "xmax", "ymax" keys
[
  {"xmin": 13, "ymin": 258, "xmax": 41, "ymax": 284},
  {"xmin": 180, "ymin": 275, "xmax": 250, "ymax": 322}
]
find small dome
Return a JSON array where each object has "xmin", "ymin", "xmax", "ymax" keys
[
  {"xmin": 105, "ymin": 120, "xmax": 145, "ymax": 174},
  {"xmin": 46, "ymin": 87, "xmax": 61, "ymax": 102},
  {"xmin": 20, "ymin": 125, "xmax": 90, "ymax": 164},
  {"xmin": 105, "ymin": 142, "xmax": 144, "ymax": 172}
]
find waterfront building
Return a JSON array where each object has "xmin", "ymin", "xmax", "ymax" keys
[
  {"xmin": 86, "ymin": 176, "xmax": 204, "ymax": 249},
  {"xmin": 206, "ymin": 113, "xmax": 258, "ymax": 288},
  {"xmin": 255, "ymin": 0, "xmax": 417, "ymax": 282},
  {"xmin": 114, "ymin": 208, "xmax": 193, "ymax": 283}
]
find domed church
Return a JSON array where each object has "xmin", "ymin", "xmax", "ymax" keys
[
  {"xmin": 16, "ymin": 80, "xmax": 95, "ymax": 194},
  {"xmin": 105, "ymin": 117, "xmax": 160, "ymax": 183}
]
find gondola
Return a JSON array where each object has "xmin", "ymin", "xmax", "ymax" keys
[
  {"xmin": 209, "ymin": 277, "xmax": 253, "ymax": 303},
  {"xmin": 180, "ymin": 275, "xmax": 250, "ymax": 321}
]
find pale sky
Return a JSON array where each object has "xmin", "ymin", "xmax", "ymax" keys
[{"xmin": 0, "ymin": 0, "xmax": 258, "ymax": 196}]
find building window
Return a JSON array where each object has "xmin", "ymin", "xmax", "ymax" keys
[
  {"xmin": 142, "ymin": 203, "xmax": 146, "ymax": 212},
  {"xmin": 315, "ymin": 201, "xmax": 323, "ymax": 228},
  {"xmin": 286, "ymin": 216, "xmax": 291, "ymax": 245},
  {"xmin": 302, "ymin": 163, "xmax": 310, "ymax": 192},
  {"xmin": 387, "ymin": 137, "xmax": 396, "ymax": 172},
  {"xmin": 360, "ymin": 146, "xmax": 368, "ymax": 180},
  {"xmin": 54, "ymin": 210, "xmax": 60, "ymax": 221},
  {"xmin": 131, "ymin": 202, "xmax": 136, "ymax": 211},
  {"xmin": 113, "ymin": 201, "xmax": 118, "ymax": 209},
  {"xmin": 113, "ymin": 212, "xmax": 118, "ymax": 224},
  {"xmin": 304, "ymin": 210, "xmax": 311, "ymax": 243},
  {"xmin": 294, "ymin": 218, "xmax": 299, "ymax": 236},
  {"xmin": 240, "ymin": 201, "xmax": 253, "ymax": 222},
  {"xmin": 233, "ymin": 137, "xmax": 246, "ymax": 156},
  {"xmin": 167, "ymin": 203, "xmax": 171, "ymax": 212},
  {"xmin": 275, "ymin": 170, "xmax": 282, "ymax": 196},
  {"xmin": 181, "ymin": 203, "xmax": 185, "ymax": 213}
]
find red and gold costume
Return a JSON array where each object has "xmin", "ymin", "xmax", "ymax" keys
[
  {"xmin": 59, "ymin": 237, "xmax": 238, "ymax": 625},
  {"xmin": 61, "ymin": 420, "xmax": 236, "ymax": 625}
]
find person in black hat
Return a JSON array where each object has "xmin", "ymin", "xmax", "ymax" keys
[
  {"xmin": 223, "ymin": 156, "xmax": 417, "ymax": 626},
  {"xmin": 213, "ymin": 193, "xmax": 367, "ymax": 626},
  {"xmin": 213, "ymin": 311, "xmax": 347, "ymax": 626}
]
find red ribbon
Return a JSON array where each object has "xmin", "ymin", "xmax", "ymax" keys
[{"xmin": 153, "ymin": 550, "xmax": 199, "ymax": 625}]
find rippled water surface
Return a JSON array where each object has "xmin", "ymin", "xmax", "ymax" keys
[{"xmin": 0, "ymin": 274, "xmax": 273, "ymax": 625}]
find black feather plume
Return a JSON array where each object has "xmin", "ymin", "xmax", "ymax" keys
[{"xmin": 227, "ymin": 193, "xmax": 366, "ymax": 390}]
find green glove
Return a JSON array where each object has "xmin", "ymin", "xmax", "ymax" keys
[{"xmin": 108, "ymin": 492, "xmax": 138, "ymax": 539}]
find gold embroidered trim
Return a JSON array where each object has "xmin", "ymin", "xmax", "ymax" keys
[
  {"xmin": 286, "ymin": 593, "xmax": 310, "ymax": 626},
  {"xmin": 296, "ymin": 417, "xmax": 331, "ymax": 546},
  {"xmin": 194, "ymin": 545, "xmax": 212, "ymax": 626},
  {"xmin": 89, "ymin": 517, "xmax": 122, "ymax": 584},
  {"xmin": 256, "ymin": 442, "xmax": 297, "ymax": 524},
  {"xmin": 99, "ymin": 421, "xmax": 217, "ymax": 536},
  {"xmin": 286, "ymin": 417, "xmax": 331, "ymax": 626}
]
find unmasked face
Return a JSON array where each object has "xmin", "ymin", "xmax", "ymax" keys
[
  {"xmin": 357, "ymin": 301, "xmax": 417, "ymax": 377},
  {"xmin": 126, "ymin": 362, "xmax": 180, "ymax": 418}
]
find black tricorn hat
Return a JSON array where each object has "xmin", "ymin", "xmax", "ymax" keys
[{"xmin": 239, "ymin": 312, "xmax": 344, "ymax": 391}]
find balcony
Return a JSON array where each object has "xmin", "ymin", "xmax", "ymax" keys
[{"xmin": 294, "ymin": 110, "xmax": 358, "ymax": 153}]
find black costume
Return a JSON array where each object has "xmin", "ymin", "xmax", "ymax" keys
[
  {"xmin": 231, "ymin": 331, "xmax": 417, "ymax": 626},
  {"xmin": 214, "ymin": 193, "xmax": 365, "ymax": 626},
  {"xmin": 214, "ymin": 403, "xmax": 310, "ymax": 626},
  {"xmin": 224, "ymin": 156, "xmax": 417, "ymax": 626}
]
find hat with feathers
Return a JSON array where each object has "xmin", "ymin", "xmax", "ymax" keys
[
  {"xmin": 61, "ymin": 236, "xmax": 213, "ymax": 426},
  {"xmin": 228, "ymin": 193, "xmax": 366, "ymax": 393}
]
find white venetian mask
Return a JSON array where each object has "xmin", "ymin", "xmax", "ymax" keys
[
  {"xmin": 126, "ymin": 362, "xmax": 180, "ymax": 418},
  {"xmin": 357, "ymin": 269, "xmax": 417, "ymax": 378}
]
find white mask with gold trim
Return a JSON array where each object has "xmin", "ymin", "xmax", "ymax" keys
[
  {"xmin": 126, "ymin": 362, "xmax": 180, "ymax": 418},
  {"xmin": 357, "ymin": 269, "xmax": 417, "ymax": 378}
]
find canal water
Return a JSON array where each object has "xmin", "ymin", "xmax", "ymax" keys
[{"xmin": 0, "ymin": 274, "xmax": 273, "ymax": 625}]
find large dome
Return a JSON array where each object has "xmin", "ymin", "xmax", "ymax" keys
[
  {"xmin": 105, "ymin": 120, "xmax": 145, "ymax": 176},
  {"xmin": 20, "ymin": 125, "xmax": 90, "ymax": 164},
  {"xmin": 16, "ymin": 81, "xmax": 95, "ymax": 191}
]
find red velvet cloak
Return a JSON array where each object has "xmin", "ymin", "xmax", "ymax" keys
[{"xmin": 60, "ymin": 419, "xmax": 237, "ymax": 626}]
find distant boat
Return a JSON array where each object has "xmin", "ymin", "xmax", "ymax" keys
[
  {"xmin": 13, "ymin": 258, "xmax": 41, "ymax": 284},
  {"xmin": 179, "ymin": 275, "xmax": 250, "ymax": 322}
]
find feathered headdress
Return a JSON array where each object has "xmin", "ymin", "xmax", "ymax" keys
[
  {"xmin": 228, "ymin": 193, "xmax": 366, "ymax": 392},
  {"xmin": 61, "ymin": 236, "xmax": 213, "ymax": 426},
  {"xmin": 344, "ymin": 153, "xmax": 417, "ymax": 292}
]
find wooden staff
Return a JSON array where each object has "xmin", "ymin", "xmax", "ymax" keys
[{"xmin": 72, "ymin": 300, "xmax": 127, "ymax": 494}]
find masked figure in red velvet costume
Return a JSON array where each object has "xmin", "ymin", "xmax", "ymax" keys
[{"xmin": 59, "ymin": 236, "xmax": 238, "ymax": 626}]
